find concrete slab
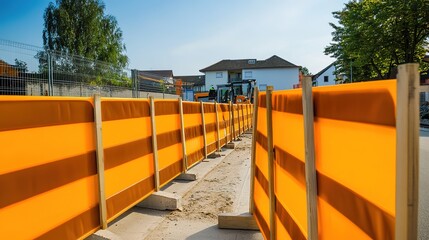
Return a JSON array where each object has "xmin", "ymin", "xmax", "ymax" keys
[
  {"xmin": 226, "ymin": 142, "xmax": 236, "ymax": 149},
  {"xmin": 176, "ymin": 172, "xmax": 198, "ymax": 181},
  {"xmin": 218, "ymin": 213, "xmax": 259, "ymax": 230},
  {"xmin": 208, "ymin": 152, "xmax": 221, "ymax": 158},
  {"xmin": 137, "ymin": 191, "xmax": 182, "ymax": 211},
  {"xmin": 87, "ymin": 230, "xmax": 122, "ymax": 240}
]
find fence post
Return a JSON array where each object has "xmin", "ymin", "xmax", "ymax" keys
[
  {"xmin": 396, "ymin": 63, "xmax": 419, "ymax": 240},
  {"xmin": 179, "ymin": 98, "xmax": 188, "ymax": 172},
  {"xmin": 302, "ymin": 76, "xmax": 319, "ymax": 240},
  {"xmin": 201, "ymin": 101, "xmax": 208, "ymax": 158},
  {"xmin": 266, "ymin": 86, "xmax": 276, "ymax": 240},
  {"xmin": 230, "ymin": 101, "xmax": 235, "ymax": 141},
  {"xmin": 47, "ymin": 51, "xmax": 53, "ymax": 96},
  {"xmin": 131, "ymin": 69, "xmax": 138, "ymax": 98},
  {"xmin": 215, "ymin": 101, "xmax": 221, "ymax": 151},
  {"xmin": 237, "ymin": 104, "xmax": 241, "ymax": 136},
  {"xmin": 249, "ymin": 87, "xmax": 259, "ymax": 214},
  {"xmin": 150, "ymin": 97, "xmax": 160, "ymax": 191},
  {"xmin": 93, "ymin": 94, "xmax": 107, "ymax": 229}
]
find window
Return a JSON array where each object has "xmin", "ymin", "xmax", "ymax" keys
[
  {"xmin": 244, "ymin": 71, "xmax": 252, "ymax": 78},
  {"xmin": 216, "ymin": 72, "xmax": 223, "ymax": 78},
  {"xmin": 259, "ymin": 84, "xmax": 267, "ymax": 91},
  {"xmin": 324, "ymin": 76, "xmax": 329, "ymax": 82}
]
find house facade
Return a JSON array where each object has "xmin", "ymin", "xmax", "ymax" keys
[
  {"xmin": 200, "ymin": 55, "xmax": 300, "ymax": 91},
  {"xmin": 312, "ymin": 63, "xmax": 337, "ymax": 87}
]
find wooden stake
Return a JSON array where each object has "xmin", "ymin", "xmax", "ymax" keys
[
  {"xmin": 231, "ymin": 101, "xmax": 236, "ymax": 140},
  {"xmin": 236, "ymin": 104, "xmax": 241, "ymax": 135},
  {"xmin": 302, "ymin": 76, "xmax": 319, "ymax": 240},
  {"xmin": 150, "ymin": 97, "xmax": 160, "ymax": 191},
  {"xmin": 201, "ymin": 101, "xmax": 208, "ymax": 158},
  {"xmin": 179, "ymin": 98, "xmax": 188, "ymax": 172},
  {"xmin": 396, "ymin": 63, "xmax": 419, "ymax": 240},
  {"xmin": 215, "ymin": 101, "xmax": 221, "ymax": 151},
  {"xmin": 266, "ymin": 86, "xmax": 276, "ymax": 240},
  {"xmin": 93, "ymin": 94, "xmax": 107, "ymax": 229},
  {"xmin": 249, "ymin": 87, "xmax": 259, "ymax": 214}
]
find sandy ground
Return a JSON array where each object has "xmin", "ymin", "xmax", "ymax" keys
[{"xmin": 144, "ymin": 133, "xmax": 262, "ymax": 240}]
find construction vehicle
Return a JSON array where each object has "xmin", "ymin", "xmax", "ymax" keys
[
  {"xmin": 215, "ymin": 79, "xmax": 256, "ymax": 104},
  {"xmin": 194, "ymin": 79, "xmax": 256, "ymax": 104}
]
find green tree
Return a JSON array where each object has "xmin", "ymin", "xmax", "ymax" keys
[
  {"xmin": 299, "ymin": 66, "xmax": 311, "ymax": 75},
  {"xmin": 43, "ymin": 0, "xmax": 128, "ymax": 69},
  {"xmin": 325, "ymin": 0, "xmax": 429, "ymax": 82},
  {"xmin": 14, "ymin": 59, "xmax": 28, "ymax": 72}
]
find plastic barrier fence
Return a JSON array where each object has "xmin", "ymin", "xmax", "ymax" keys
[
  {"xmin": 101, "ymin": 98, "xmax": 155, "ymax": 222},
  {"xmin": 0, "ymin": 97, "xmax": 99, "ymax": 239},
  {"xmin": 0, "ymin": 96, "xmax": 252, "ymax": 239},
  {"xmin": 251, "ymin": 65, "xmax": 420, "ymax": 240}
]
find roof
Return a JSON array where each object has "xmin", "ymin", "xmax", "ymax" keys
[
  {"xmin": 139, "ymin": 70, "xmax": 173, "ymax": 78},
  {"xmin": 175, "ymin": 75, "xmax": 205, "ymax": 86},
  {"xmin": 312, "ymin": 62, "xmax": 335, "ymax": 80},
  {"xmin": 135, "ymin": 70, "xmax": 174, "ymax": 83},
  {"xmin": 199, "ymin": 55, "xmax": 299, "ymax": 72}
]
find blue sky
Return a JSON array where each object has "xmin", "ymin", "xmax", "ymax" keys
[{"xmin": 0, "ymin": 0, "xmax": 348, "ymax": 75}]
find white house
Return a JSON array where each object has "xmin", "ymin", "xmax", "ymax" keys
[
  {"xmin": 312, "ymin": 63, "xmax": 337, "ymax": 86},
  {"xmin": 200, "ymin": 55, "xmax": 300, "ymax": 91}
]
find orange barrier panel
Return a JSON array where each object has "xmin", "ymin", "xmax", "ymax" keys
[
  {"xmin": 218, "ymin": 103, "xmax": 231, "ymax": 146},
  {"xmin": 253, "ymin": 92, "xmax": 271, "ymax": 240},
  {"xmin": 271, "ymin": 89, "xmax": 308, "ymax": 240},
  {"xmin": 0, "ymin": 96, "xmax": 100, "ymax": 239},
  {"xmin": 233, "ymin": 105, "xmax": 240, "ymax": 137},
  {"xmin": 313, "ymin": 81, "xmax": 396, "ymax": 239},
  {"xmin": 154, "ymin": 99, "xmax": 184, "ymax": 187},
  {"xmin": 183, "ymin": 102, "xmax": 205, "ymax": 168},
  {"xmin": 100, "ymin": 98, "xmax": 155, "ymax": 222},
  {"xmin": 204, "ymin": 102, "xmax": 218, "ymax": 155}
]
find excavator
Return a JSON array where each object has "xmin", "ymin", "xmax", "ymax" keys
[{"xmin": 194, "ymin": 79, "xmax": 256, "ymax": 104}]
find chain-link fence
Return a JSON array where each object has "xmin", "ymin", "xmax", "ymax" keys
[{"xmin": 0, "ymin": 39, "xmax": 181, "ymax": 98}]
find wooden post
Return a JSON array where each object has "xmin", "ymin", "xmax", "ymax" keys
[
  {"xmin": 246, "ymin": 104, "xmax": 250, "ymax": 130},
  {"xmin": 396, "ymin": 63, "xmax": 419, "ymax": 240},
  {"xmin": 249, "ymin": 87, "xmax": 259, "ymax": 214},
  {"xmin": 150, "ymin": 97, "xmax": 160, "ymax": 191},
  {"xmin": 93, "ymin": 94, "xmax": 107, "ymax": 229},
  {"xmin": 201, "ymin": 101, "xmax": 208, "ymax": 158},
  {"xmin": 236, "ymin": 104, "xmax": 241, "ymax": 136},
  {"xmin": 230, "ymin": 101, "xmax": 236, "ymax": 141},
  {"xmin": 302, "ymin": 77, "xmax": 319, "ymax": 240},
  {"xmin": 266, "ymin": 86, "xmax": 276, "ymax": 240},
  {"xmin": 179, "ymin": 98, "xmax": 188, "ymax": 172},
  {"xmin": 215, "ymin": 101, "xmax": 221, "ymax": 151}
]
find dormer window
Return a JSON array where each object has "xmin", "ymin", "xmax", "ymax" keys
[{"xmin": 248, "ymin": 59, "xmax": 256, "ymax": 64}]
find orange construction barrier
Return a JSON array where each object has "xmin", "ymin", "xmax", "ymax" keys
[
  {"xmin": 0, "ymin": 94, "xmax": 249, "ymax": 239},
  {"xmin": 0, "ymin": 96, "xmax": 100, "ymax": 239},
  {"xmin": 252, "ymin": 80, "xmax": 399, "ymax": 240}
]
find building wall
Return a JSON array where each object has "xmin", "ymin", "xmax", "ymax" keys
[
  {"xmin": 242, "ymin": 68, "xmax": 299, "ymax": 90},
  {"xmin": 205, "ymin": 71, "xmax": 228, "ymax": 90},
  {"xmin": 315, "ymin": 65, "xmax": 336, "ymax": 87}
]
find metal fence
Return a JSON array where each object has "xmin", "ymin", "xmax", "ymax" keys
[{"xmin": 0, "ymin": 39, "xmax": 180, "ymax": 98}]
